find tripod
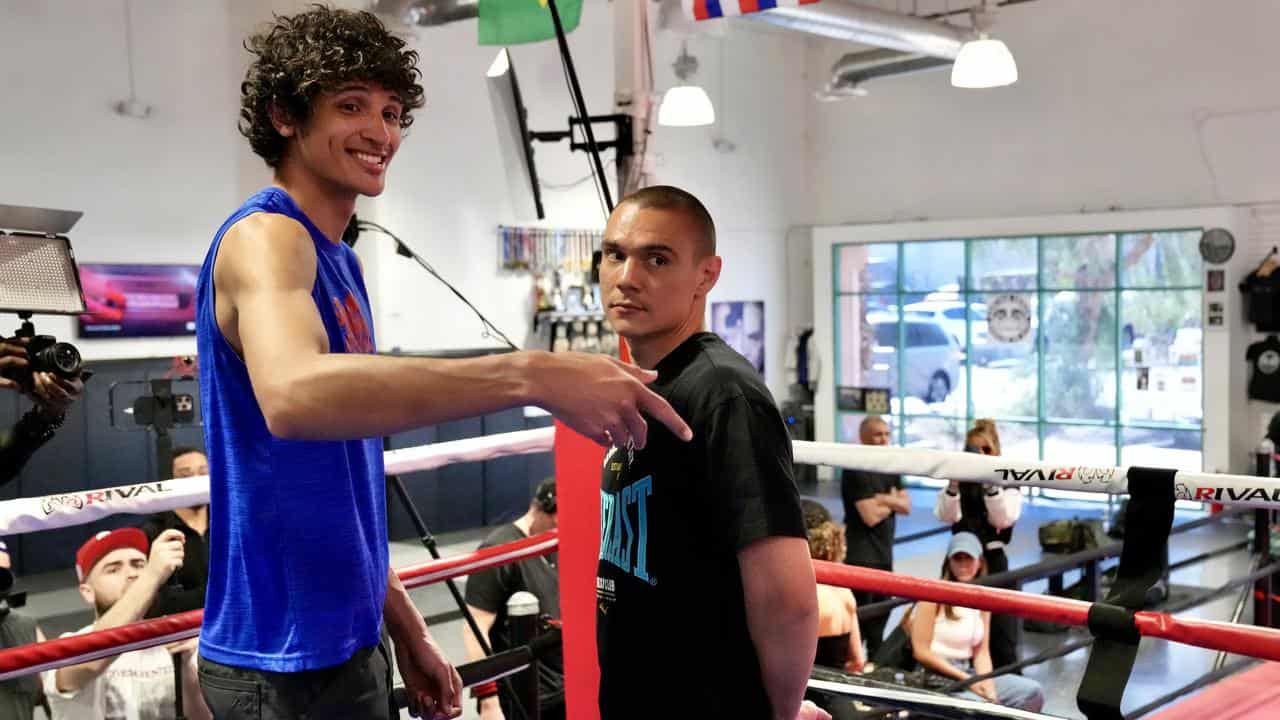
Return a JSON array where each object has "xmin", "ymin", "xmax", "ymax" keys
[{"xmin": 126, "ymin": 377, "xmax": 190, "ymax": 720}]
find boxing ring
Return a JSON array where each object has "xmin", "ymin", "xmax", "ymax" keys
[{"xmin": 2, "ymin": 421, "xmax": 1279, "ymax": 719}]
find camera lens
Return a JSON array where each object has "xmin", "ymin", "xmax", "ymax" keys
[{"xmin": 48, "ymin": 343, "xmax": 82, "ymax": 376}]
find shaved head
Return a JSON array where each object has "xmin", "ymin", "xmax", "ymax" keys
[{"xmin": 617, "ymin": 185, "xmax": 716, "ymax": 257}]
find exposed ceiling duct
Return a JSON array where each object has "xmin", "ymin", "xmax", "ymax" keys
[
  {"xmin": 371, "ymin": 0, "xmax": 478, "ymax": 27},
  {"xmin": 381, "ymin": 0, "xmax": 974, "ymax": 59},
  {"xmin": 373, "ymin": 0, "xmax": 968, "ymax": 99},
  {"xmin": 745, "ymin": 0, "xmax": 972, "ymax": 60},
  {"xmin": 819, "ymin": 47, "xmax": 952, "ymax": 100}
]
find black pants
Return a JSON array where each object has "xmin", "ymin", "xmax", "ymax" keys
[
  {"xmin": 984, "ymin": 548, "xmax": 1020, "ymax": 672},
  {"xmin": 198, "ymin": 642, "xmax": 393, "ymax": 720},
  {"xmin": 853, "ymin": 586, "xmax": 891, "ymax": 660}
]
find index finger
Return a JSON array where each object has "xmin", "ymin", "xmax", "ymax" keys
[{"xmin": 636, "ymin": 387, "xmax": 692, "ymax": 442}]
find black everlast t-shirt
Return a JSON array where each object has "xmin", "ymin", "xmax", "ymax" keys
[
  {"xmin": 841, "ymin": 469, "xmax": 902, "ymax": 569},
  {"xmin": 596, "ymin": 333, "xmax": 807, "ymax": 719}
]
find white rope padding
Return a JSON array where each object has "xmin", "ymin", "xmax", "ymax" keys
[
  {"xmin": 7, "ymin": 429, "xmax": 1274, "ymax": 536},
  {"xmin": 0, "ymin": 427, "xmax": 554, "ymax": 536},
  {"xmin": 795, "ymin": 440, "xmax": 1280, "ymax": 509}
]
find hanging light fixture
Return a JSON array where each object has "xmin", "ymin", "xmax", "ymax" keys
[
  {"xmin": 658, "ymin": 42, "xmax": 715, "ymax": 127},
  {"xmin": 950, "ymin": 1, "xmax": 1018, "ymax": 89}
]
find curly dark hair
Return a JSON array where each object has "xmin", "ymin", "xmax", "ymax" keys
[{"xmin": 239, "ymin": 5, "xmax": 426, "ymax": 167}]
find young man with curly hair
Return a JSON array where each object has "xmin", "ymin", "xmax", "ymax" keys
[{"xmin": 196, "ymin": 6, "xmax": 691, "ymax": 719}]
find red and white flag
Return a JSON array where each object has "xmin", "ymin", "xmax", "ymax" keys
[{"xmin": 682, "ymin": 0, "xmax": 823, "ymax": 21}]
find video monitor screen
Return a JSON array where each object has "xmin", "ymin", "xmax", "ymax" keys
[{"xmin": 77, "ymin": 263, "xmax": 199, "ymax": 338}]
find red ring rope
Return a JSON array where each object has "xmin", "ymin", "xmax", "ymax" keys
[
  {"xmin": 814, "ymin": 560, "xmax": 1280, "ymax": 662},
  {"xmin": 0, "ymin": 530, "xmax": 559, "ymax": 681},
  {"xmin": 5, "ymin": 535, "xmax": 1277, "ymax": 684}
]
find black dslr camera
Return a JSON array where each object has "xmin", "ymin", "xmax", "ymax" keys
[{"xmin": 0, "ymin": 319, "xmax": 83, "ymax": 389}]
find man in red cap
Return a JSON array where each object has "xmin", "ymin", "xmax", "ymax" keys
[{"xmin": 41, "ymin": 528, "xmax": 210, "ymax": 720}]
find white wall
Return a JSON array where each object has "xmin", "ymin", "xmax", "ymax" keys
[
  {"xmin": 645, "ymin": 22, "xmax": 811, "ymax": 397},
  {"xmin": 804, "ymin": 0, "xmax": 1280, "ymax": 472},
  {"xmin": 0, "ymin": 1, "xmax": 809, "ymax": 395},
  {"xmin": 370, "ymin": 7, "xmax": 811, "ymax": 397},
  {"xmin": 805, "ymin": 0, "xmax": 1280, "ymax": 224},
  {"xmin": 0, "ymin": 0, "xmax": 242, "ymax": 360},
  {"xmin": 365, "ymin": 4, "xmax": 616, "ymax": 356}
]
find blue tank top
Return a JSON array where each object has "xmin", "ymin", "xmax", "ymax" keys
[{"xmin": 195, "ymin": 187, "xmax": 387, "ymax": 672}]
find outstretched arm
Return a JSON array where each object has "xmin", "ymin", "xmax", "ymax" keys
[{"xmin": 215, "ymin": 213, "xmax": 690, "ymax": 447}]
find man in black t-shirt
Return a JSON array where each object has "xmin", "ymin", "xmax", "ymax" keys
[
  {"xmin": 463, "ymin": 479, "xmax": 563, "ymax": 720},
  {"xmin": 139, "ymin": 446, "xmax": 211, "ymax": 617},
  {"xmin": 595, "ymin": 186, "xmax": 827, "ymax": 720},
  {"xmin": 840, "ymin": 415, "xmax": 910, "ymax": 658}
]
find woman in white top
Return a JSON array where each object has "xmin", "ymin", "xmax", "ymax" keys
[
  {"xmin": 909, "ymin": 532, "xmax": 1044, "ymax": 711},
  {"xmin": 934, "ymin": 419, "xmax": 1024, "ymax": 669}
]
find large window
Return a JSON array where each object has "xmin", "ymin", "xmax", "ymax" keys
[{"xmin": 833, "ymin": 230, "xmax": 1204, "ymax": 484}]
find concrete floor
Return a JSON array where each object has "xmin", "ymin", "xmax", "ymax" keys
[{"xmin": 15, "ymin": 484, "xmax": 1260, "ymax": 719}]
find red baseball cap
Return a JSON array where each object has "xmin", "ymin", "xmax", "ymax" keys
[{"xmin": 76, "ymin": 528, "xmax": 149, "ymax": 583}]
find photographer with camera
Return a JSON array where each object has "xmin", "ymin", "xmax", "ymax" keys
[
  {"xmin": 0, "ymin": 335, "xmax": 85, "ymax": 486},
  {"xmin": 0, "ymin": 539, "xmax": 49, "ymax": 720}
]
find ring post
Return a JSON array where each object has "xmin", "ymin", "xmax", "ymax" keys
[
  {"xmin": 1253, "ymin": 445, "xmax": 1276, "ymax": 628},
  {"xmin": 554, "ymin": 420, "xmax": 604, "ymax": 720},
  {"xmin": 508, "ymin": 591, "xmax": 541, "ymax": 720}
]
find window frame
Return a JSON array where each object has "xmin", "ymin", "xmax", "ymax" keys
[{"xmin": 830, "ymin": 230, "xmax": 1205, "ymax": 499}]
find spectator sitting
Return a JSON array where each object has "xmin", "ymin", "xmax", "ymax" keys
[
  {"xmin": 805, "ymin": 520, "xmax": 865, "ymax": 720},
  {"xmin": 0, "ymin": 539, "xmax": 47, "ymax": 719},
  {"xmin": 140, "ymin": 445, "xmax": 210, "ymax": 617},
  {"xmin": 42, "ymin": 528, "xmax": 210, "ymax": 720},
  {"xmin": 908, "ymin": 532, "xmax": 1043, "ymax": 711},
  {"xmin": 463, "ymin": 479, "xmax": 563, "ymax": 719},
  {"xmin": 934, "ymin": 419, "xmax": 1023, "ymax": 670},
  {"xmin": 800, "ymin": 499, "xmax": 833, "ymax": 532},
  {"xmin": 807, "ymin": 521, "xmax": 865, "ymax": 674}
]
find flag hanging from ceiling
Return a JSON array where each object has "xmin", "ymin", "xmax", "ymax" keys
[
  {"xmin": 478, "ymin": 0, "xmax": 584, "ymax": 46},
  {"xmin": 682, "ymin": 0, "xmax": 823, "ymax": 21}
]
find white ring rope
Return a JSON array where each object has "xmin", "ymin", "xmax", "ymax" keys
[
  {"xmin": 0, "ymin": 427, "xmax": 555, "ymax": 536},
  {"xmin": 5, "ymin": 429, "xmax": 1275, "ymax": 537},
  {"xmin": 794, "ymin": 440, "xmax": 1280, "ymax": 509}
]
